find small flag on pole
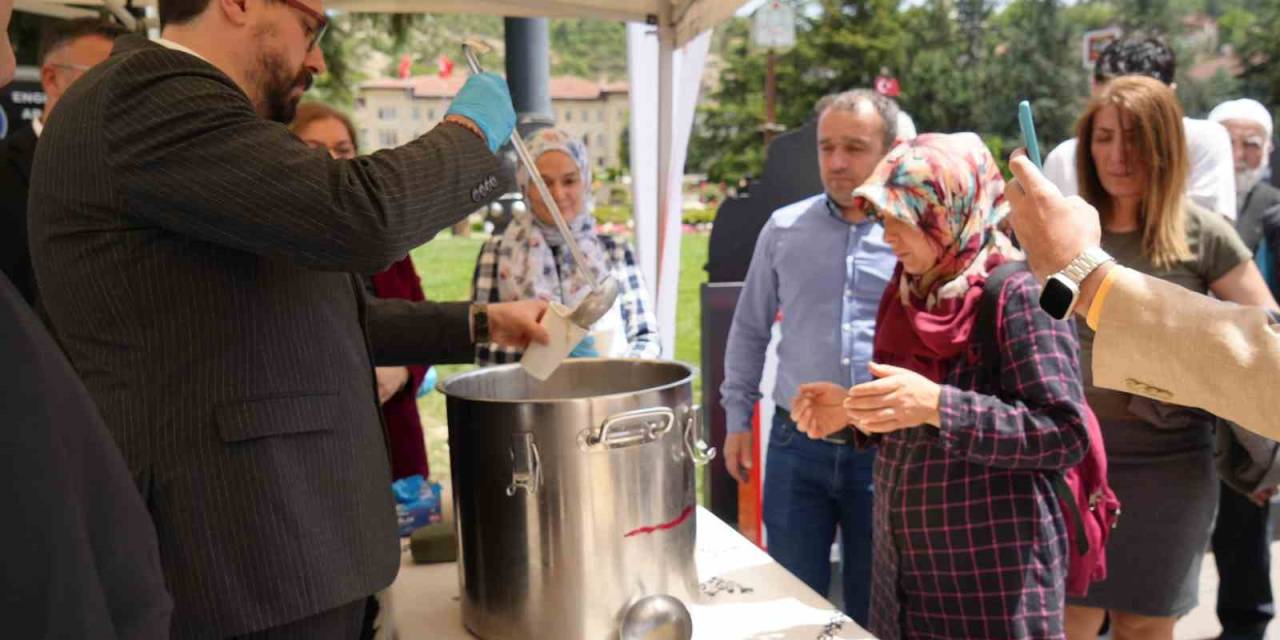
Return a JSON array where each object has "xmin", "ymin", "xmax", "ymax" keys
[{"xmin": 874, "ymin": 75, "xmax": 900, "ymax": 97}]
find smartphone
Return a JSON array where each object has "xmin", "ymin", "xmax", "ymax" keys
[{"xmin": 1018, "ymin": 100, "xmax": 1042, "ymax": 169}]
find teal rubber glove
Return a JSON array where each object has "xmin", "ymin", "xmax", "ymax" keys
[
  {"xmin": 445, "ymin": 72, "xmax": 516, "ymax": 153},
  {"xmin": 569, "ymin": 335, "xmax": 598, "ymax": 358}
]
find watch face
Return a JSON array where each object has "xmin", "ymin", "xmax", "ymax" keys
[{"xmin": 1039, "ymin": 277, "xmax": 1079, "ymax": 319}]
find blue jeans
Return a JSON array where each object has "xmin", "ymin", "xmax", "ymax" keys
[
  {"xmin": 762, "ymin": 408, "xmax": 875, "ymax": 626},
  {"xmin": 1212, "ymin": 482, "xmax": 1275, "ymax": 640}
]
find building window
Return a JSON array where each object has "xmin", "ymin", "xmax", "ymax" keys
[
  {"xmin": 378, "ymin": 106, "xmax": 397, "ymax": 121},
  {"xmin": 413, "ymin": 107, "xmax": 421, "ymax": 120},
  {"xmin": 565, "ymin": 109, "xmax": 572, "ymax": 122},
  {"xmin": 598, "ymin": 109, "xmax": 605, "ymax": 122},
  {"xmin": 428, "ymin": 109, "xmax": 437, "ymax": 121},
  {"xmin": 597, "ymin": 133, "xmax": 605, "ymax": 148},
  {"xmin": 379, "ymin": 130, "xmax": 398, "ymax": 147},
  {"xmin": 581, "ymin": 109, "xmax": 589, "ymax": 122},
  {"xmin": 356, "ymin": 97, "xmax": 366, "ymax": 108}
]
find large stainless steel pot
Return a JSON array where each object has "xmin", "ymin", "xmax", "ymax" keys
[{"xmin": 439, "ymin": 359, "xmax": 715, "ymax": 640}]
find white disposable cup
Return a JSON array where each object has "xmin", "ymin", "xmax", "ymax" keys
[{"xmin": 520, "ymin": 302, "xmax": 589, "ymax": 381}]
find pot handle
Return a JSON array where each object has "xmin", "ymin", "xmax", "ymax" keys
[
  {"xmin": 591, "ymin": 407, "xmax": 675, "ymax": 449},
  {"xmin": 506, "ymin": 432, "xmax": 541, "ymax": 497},
  {"xmin": 684, "ymin": 404, "xmax": 717, "ymax": 466}
]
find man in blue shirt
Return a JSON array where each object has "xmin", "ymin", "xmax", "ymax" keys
[{"xmin": 721, "ymin": 89, "xmax": 900, "ymax": 625}]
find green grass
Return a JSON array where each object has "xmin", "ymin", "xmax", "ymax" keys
[
  {"xmin": 407, "ymin": 231, "xmax": 710, "ymax": 482},
  {"xmin": 675, "ymin": 233, "xmax": 709, "ymax": 401}
]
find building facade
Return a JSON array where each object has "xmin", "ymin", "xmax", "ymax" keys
[{"xmin": 355, "ymin": 73, "xmax": 629, "ymax": 170}]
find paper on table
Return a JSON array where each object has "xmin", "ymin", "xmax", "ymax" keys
[{"xmin": 520, "ymin": 302, "xmax": 589, "ymax": 381}]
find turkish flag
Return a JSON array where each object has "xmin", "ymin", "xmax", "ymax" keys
[
  {"xmin": 875, "ymin": 75, "xmax": 900, "ymax": 97},
  {"xmin": 438, "ymin": 55, "xmax": 455, "ymax": 78},
  {"xmin": 398, "ymin": 54, "xmax": 412, "ymax": 80}
]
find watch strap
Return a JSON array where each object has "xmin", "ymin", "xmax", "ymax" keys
[
  {"xmin": 1060, "ymin": 247, "xmax": 1114, "ymax": 286},
  {"xmin": 471, "ymin": 303, "xmax": 490, "ymax": 344}
]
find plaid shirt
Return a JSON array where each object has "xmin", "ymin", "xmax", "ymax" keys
[
  {"xmin": 869, "ymin": 271, "xmax": 1089, "ymax": 640},
  {"xmin": 470, "ymin": 232, "xmax": 660, "ymax": 365}
]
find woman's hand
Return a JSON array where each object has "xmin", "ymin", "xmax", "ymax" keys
[
  {"xmin": 844, "ymin": 362, "xmax": 942, "ymax": 434},
  {"xmin": 375, "ymin": 366, "xmax": 411, "ymax": 405},
  {"xmin": 792, "ymin": 382, "xmax": 852, "ymax": 439}
]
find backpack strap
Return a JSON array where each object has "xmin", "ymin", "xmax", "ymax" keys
[
  {"xmin": 976, "ymin": 260, "xmax": 1027, "ymax": 383},
  {"xmin": 978, "ymin": 260, "xmax": 1090, "ymax": 556},
  {"xmin": 1052, "ymin": 475, "xmax": 1090, "ymax": 556}
]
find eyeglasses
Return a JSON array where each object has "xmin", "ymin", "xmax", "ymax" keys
[{"xmin": 280, "ymin": 0, "xmax": 329, "ymax": 52}]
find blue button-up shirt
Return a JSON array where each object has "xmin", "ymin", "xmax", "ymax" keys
[{"xmin": 721, "ymin": 194, "xmax": 897, "ymax": 434}]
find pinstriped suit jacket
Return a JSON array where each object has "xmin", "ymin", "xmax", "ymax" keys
[{"xmin": 27, "ymin": 35, "xmax": 502, "ymax": 637}]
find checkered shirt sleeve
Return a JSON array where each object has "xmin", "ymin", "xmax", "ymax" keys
[
  {"xmin": 603, "ymin": 236, "xmax": 661, "ymax": 360},
  {"xmin": 936, "ymin": 270, "xmax": 1090, "ymax": 470}
]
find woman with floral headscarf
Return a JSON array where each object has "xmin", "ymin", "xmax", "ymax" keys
[
  {"xmin": 471, "ymin": 128, "xmax": 660, "ymax": 365},
  {"xmin": 793, "ymin": 133, "xmax": 1090, "ymax": 639}
]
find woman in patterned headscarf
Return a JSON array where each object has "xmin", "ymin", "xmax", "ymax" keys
[
  {"xmin": 471, "ymin": 127, "xmax": 660, "ymax": 365},
  {"xmin": 793, "ymin": 133, "xmax": 1090, "ymax": 639}
]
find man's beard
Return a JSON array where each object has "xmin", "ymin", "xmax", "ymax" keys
[
  {"xmin": 249, "ymin": 27, "xmax": 313, "ymax": 124},
  {"xmin": 1237, "ymin": 164, "xmax": 1267, "ymax": 202},
  {"xmin": 257, "ymin": 51, "xmax": 312, "ymax": 124}
]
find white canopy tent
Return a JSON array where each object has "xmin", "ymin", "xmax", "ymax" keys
[{"xmin": 15, "ymin": 0, "xmax": 751, "ymax": 357}]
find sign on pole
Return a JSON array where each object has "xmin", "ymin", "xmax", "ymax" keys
[
  {"xmin": 0, "ymin": 68, "xmax": 45, "ymax": 140},
  {"xmin": 1082, "ymin": 27, "xmax": 1122, "ymax": 70},
  {"xmin": 752, "ymin": 0, "xmax": 795, "ymax": 51}
]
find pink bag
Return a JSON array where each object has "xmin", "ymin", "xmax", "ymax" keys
[{"xmin": 1052, "ymin": 405, "xmax": 1121, "ymax": 597}]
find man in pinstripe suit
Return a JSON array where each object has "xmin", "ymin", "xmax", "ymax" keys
[{"xmin": 26, "ymin": 0, "xmax": 546, "ymax": 637}]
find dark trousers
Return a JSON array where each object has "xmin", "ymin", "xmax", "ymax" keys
[
  {"xmin": 1212, "ymin": 482, "xmax": 1275, "ymax": 640},
  {"xmin": 231, "ymin": 597, "xmax": 377, "ymax": 640},
  {"xmin": 762, "ymin": 408, "xmax": 875, "ymax": 627}
]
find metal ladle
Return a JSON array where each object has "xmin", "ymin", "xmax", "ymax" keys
[
  {"xmin": 619, "ymin": 594, "xmax": 694, "ymax": 640},
  {"xmin": 462, "ymin": 40, "xmax": 621, "ymax": 329}
]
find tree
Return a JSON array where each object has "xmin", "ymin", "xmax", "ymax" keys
[
  {"xmin": 895, "ymin": 0, "xmax": 986, "ymax": 134},
  {"xmin": 688, "ymin": 0, "xmax": 910, "ymax": 181},
  {"xmin": 308, "ymin": 13, "xmax": 626, "ymax": 111},
  {"xmin": 980, "ymin": 0, "xmax": 1085, "ymax": 147},
  {"xmin": 688, "ymin": 0, "xmax": 1262, "ymax": 185},
  {"xmin": 685, "ymin": 17, "xmax": 769, "ymax": 182},
  {"xmin": 1236, "ymin": 0, "xmax": 1280, "ymax": 115},
  {"xmin": 1178, "ymin": 67, "xmax": 1242, "ymax": 117},
  {"xmin": 548, "ymin": 19, "xmax": 627, "ymax": 80},
  {"xmin": 1115, "ymin": 0, "xmax": 1176, "ymax": 35},
  {"xmin": 781, "ymin": 0, "xmax": 908, "ymax": 126}
]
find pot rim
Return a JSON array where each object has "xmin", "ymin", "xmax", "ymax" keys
[{"xmin": 436, "ymin": 358, "xmax": 698, "ymax": 404}]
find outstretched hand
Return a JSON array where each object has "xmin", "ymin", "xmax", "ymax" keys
[
  {"xmin": 792, "ymin": 382, "xmax": 851, "ymax": 439},
  {"xmin": 844, "ymin": 362, "xmax": 941, "ymax": 434}
]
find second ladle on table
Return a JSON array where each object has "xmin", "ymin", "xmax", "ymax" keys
[{"xmin": 462, "ymin": 40, "xmax": 619, "ymax": 330}]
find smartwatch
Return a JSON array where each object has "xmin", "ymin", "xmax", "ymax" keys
[{"xmin": 1038, "ymin": 247, "xmax": 1114, "ymax": 320}]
